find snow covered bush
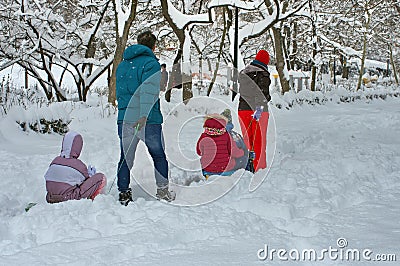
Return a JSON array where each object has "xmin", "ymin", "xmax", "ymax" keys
[
  {"xmin": 1, "ymin": 78, "xmax": 69, "ymax": 134},
  {"xmin": 270, "ymin": 84, "xmax": 400, "ymax": 109},
  {"xmin": 86, "ymin": 87, "xmax": 118, "ymax": 118},
  {"xmin": 8, "ymin": 104, "xmax": 70, "ymax": 135},
  {"xmin": 1, "ymin": 77, "xmax": 47, "ymax": 116}
]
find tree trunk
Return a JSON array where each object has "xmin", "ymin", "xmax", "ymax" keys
[
  {"xmin": 389, "ymin": 44, "xmax": 399, "ymax": 85},
  {"xmin": 283, "ymin": 25, "xmax": 292, "ymax": 70},
  {"xmin": 356, "ymin": 9, "xmax": 371, "ymax": 91},
  {"xmin": 263, "ymin": 0, "xmax": 290, "ymax": 94},
  {"xmin": 165, "ymin": 49, "xmax": 183, "ymax": 102},
  {"xmin": 82, "ymin": 1, "xmax": 110, "ymax": 102},
  {"xmin": 189, "ymin": 29, "xmax": 203, "ymax": 94},
  {"xmin": 24, "ymin": 69, "xmax": 28, "ymax": 90},
  {"xmin": 22, "ymin": 63, "xmax": 53, "ymax": 100},
  {"xmin": 182, "ymin": 72, "xmax": 193, "ymax": 103},
  {"xmin": 108, "ymin": 0, "xmax": 138, "ymax": 105},
  {"xmin": 311, "ymin": 62, "xmax": 317, "ymax": 91},
  {"xmin": 108, "ymin": 53, "xmax": 120, "ymax": 105},
  {"xmin": 207, "ymin": 7, "xmax": 229, "ymax": 96},
  {"xmin": 161, "ymin": 0, "xmax": 191, "ymax": 103},
  {"xmin": 272, "ymin": 27, "xmax": 290, "ymax": 94},
  {"xmin": 342, "ymin": 56, "xmax": 349, "ymax": 79},
  {"xmin": 181, "ymin": 31, "xmax": 193, "ymax": 103},
  {"xmin": 42, "ymin": 53, "xmax": 66, "ymax": 102},
  {"xmin": 309, "ymin": 0, "xmax": 317, "ymax": 91},
  {"xmin": 292, "ymin": 22, "xmax": 298, "ymax": 70}
]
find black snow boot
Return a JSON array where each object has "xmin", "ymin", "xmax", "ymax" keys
[{"xmin": 119, "ymin": 189, "xmax": 133, "ymax": 206}]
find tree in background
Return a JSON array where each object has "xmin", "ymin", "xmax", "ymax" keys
[
  {"xmin": 108, "ymin": 0, "xmax": 138, "ymax": 105},
  {"xmin": 0, "ymin": 0, "xmax": 114, "ymax": 102},
  {"xmin": 1, "ymin": 0, "xmax": 399, "ymax": 104}
]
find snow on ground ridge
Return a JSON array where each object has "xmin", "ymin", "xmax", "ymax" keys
[{"xmin": 0, "ymin": 96, "xmax": 399, "ymax": 265}]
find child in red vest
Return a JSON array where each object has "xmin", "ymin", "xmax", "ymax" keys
[{"xmin": 196, "ymin": 114, "xmax": 244, "ymax": 179}]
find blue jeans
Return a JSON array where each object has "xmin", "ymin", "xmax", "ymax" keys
[{"xmin": 117, "ymin": 123, "xmax": 169, "ymax": 192}]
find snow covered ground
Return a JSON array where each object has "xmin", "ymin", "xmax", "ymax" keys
[{"xmin": 0, "ymin": 91, "xmax": 399, "ymax": 265}]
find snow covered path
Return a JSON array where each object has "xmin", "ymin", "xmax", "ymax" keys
[{"xmin": 0, "ymin": 98, "xmax": 399, "ymax": 265}]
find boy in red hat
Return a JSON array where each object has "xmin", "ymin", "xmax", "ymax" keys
[{"xmin": 237, "ymin": 50, "xmax": 271, "ymax": 172}]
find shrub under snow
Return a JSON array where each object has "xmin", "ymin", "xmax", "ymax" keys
[
  {"xmin": 270, "ymin": 85, "xmax": 400, "ymax": 109},
  {"xmin": 7, "ymin": 103, "xmax": 70, "ymax": 135}
]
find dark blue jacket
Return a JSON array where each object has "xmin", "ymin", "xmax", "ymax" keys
[{"xmin": 116, "ymin": 44, "xmax": 162, "ymax": 124}]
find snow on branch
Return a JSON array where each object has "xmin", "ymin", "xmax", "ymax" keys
[
  {"xmin": 208, "ymin": 0, "xmax": 263, "ymax": 10},
  {"xmin": 239, "ymin": 13, "xmax": 277, "ymax": 46},
  {"xmin": 239, "ymin": 0, "xmax": 308, "ymax": 45},
  {"xmin": 114, "ymin": 0, "xmax": 133, "ymax": 37},
  {"xmin": 85, "ymin": 57, "xmax": 114, "ymax": 86},
  {"xmin": 319, "ymin": 33, "xmax": 361, "ymax": 58},
  {"xmin": 0, "ymin": 37, "xmax": 41, "ymax": 72},
  {"xmin": 165, "ymin": 0, "xmax": 210, "ymax": 29},
  {"xmin": 279, "ymin": 0, "xmax": 310, "ymax": 19},
  {"xmin": 0, "ymin": 59, "xmax": 21, "ymax": 72}
]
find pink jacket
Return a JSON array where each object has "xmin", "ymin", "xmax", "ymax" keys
[
  {"xmin": 44, "ymin": 131, "xmax": 105, "ymax": 203},
  {"xmin": 45, "ymin": 131, "xmax": 89, "ymax": 185}
]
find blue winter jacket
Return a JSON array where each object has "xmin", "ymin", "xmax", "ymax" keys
[{"xmin": 116, "ymin": 44, "xmax": 162, "ymax": 124}]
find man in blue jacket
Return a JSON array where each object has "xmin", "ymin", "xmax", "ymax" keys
[{"xmin": 116, "ymin": 31, "xmax": 175, "ymax": 205}]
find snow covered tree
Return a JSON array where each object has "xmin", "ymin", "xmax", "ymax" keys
[
  {"xmin": 1, "ymin": 0, "xmax": 399, "ymax": 104},
  {"xmin": 160, "ymin": 0, "xmax": 210, "ymax": 102},
  {"xmin": 258, "ymin": 0, "xmax": 308, "ymax": 94},
  {"xmin": 0, "ymin": 0, "xmax": 114, "ymax": 102},
  {"xmin": 370, "ymin": 0, "xmax": 400, "ymax": 84},
  {"xmin": 107, "ymin": 0, "xmax": 138, "ymax": 105},
  {"xmin": 314, "ymin": 0, "xmax": 399, "ymax": 89}
]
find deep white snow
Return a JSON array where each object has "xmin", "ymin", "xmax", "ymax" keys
[{"xmin": 0, "ymin": 88, "xmax": 399, "ymax": 265}]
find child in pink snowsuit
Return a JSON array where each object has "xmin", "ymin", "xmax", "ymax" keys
[{"xmin": 44, "ymin": 131, "xmax": 106, "ymax": 203}]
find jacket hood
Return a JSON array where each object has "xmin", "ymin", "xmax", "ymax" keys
[
  {"xmin": 123, "ymin": 44, "xmax": 157, "ymax": 61},
  {"xmin": 60, "ymin": 131, "xmax": 83, "ymax": 159}
]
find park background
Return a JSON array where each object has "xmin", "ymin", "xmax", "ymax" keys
[{"xmin": 1, "ymin": 0, "xmax": 399, "ymax": 265}]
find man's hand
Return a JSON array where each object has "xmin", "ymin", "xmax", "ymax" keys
[{"xmin": 133, "ymin": 116, "xmax": 147, "ymax": 131}]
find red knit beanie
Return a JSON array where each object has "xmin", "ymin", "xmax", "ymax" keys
[{"xmin": 255, "ymin": 50, "xmax": 270, "ymax": 65}]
